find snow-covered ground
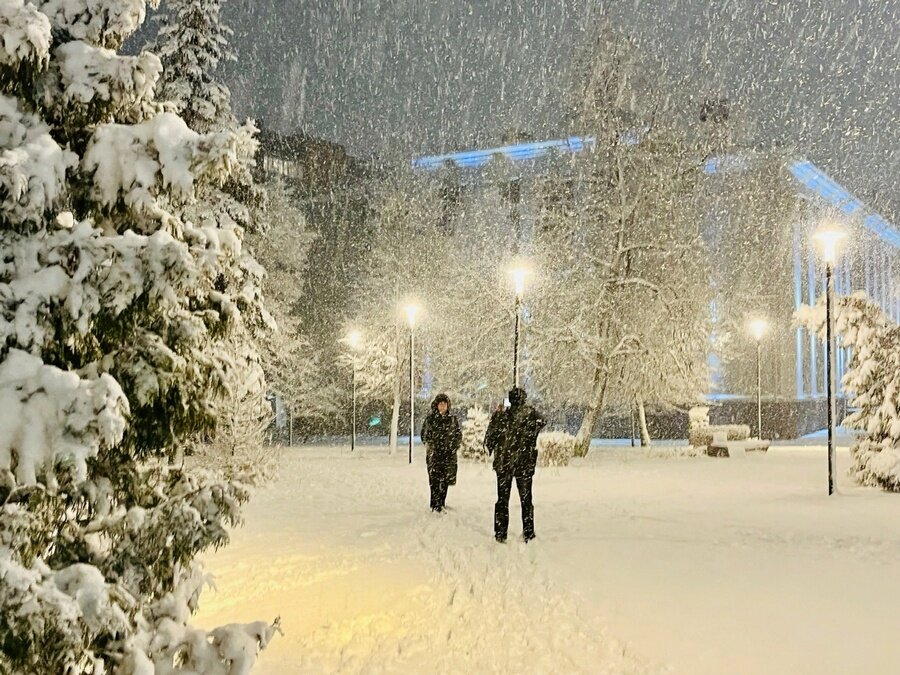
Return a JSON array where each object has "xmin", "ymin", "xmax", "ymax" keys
[{"xmin": 195, "ymin": 441, "xmax": 900, "ymax": 674}]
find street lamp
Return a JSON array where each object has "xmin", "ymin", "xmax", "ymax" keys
[
  {"xmin": 345, "ymin": 330, "xmax": 362, "ymax": 452},
  {"xmin": 404, "ymin": 303, "xmax": 420, "ymax": 465},
  {"xmin": 749, "ymin": 318, "xmax": 768, "ymax": 440},
  {"xmin": 813, "ymin": 225, "xmax": 846, "ymax": 496},
  {"xmin": 511, "ymin": 265, "xmax": 529, "ymax": 387}
]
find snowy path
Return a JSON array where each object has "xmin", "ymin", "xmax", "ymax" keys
[{"xmin": 195, "ymin": 444, "xmax": 900, "ymax": 674}]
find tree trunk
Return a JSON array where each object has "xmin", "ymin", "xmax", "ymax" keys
[
  {"xmin": 573, "ymin": 366, "xmax": 610, "ymax": 457},
  {"xmin": 388, "ymin": 329, "xmax": 402, "ymax": 454},
  {"xmin": 636, "ymin": 396, "xmax": 651, "ymax": 447},
  {"xmin": 630, "ymin": 404, "xmax": 637, "ymax": 447}
]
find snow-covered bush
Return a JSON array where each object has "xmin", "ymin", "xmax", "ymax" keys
[
  {"xmin": 537, "ymin": 431, "xmax": 575, "ymax": 468},
  {"xmin": 460, "ymin": 407, "xmax": 490, "ymax": 461},
  {"xmin": 648, "ymin": 445, "xmax": 704, "ymax": 459},
  {"xmin": 797, "ymin": 291, "xmax": 900, "ymax": 491},
  {"xmin": 0, "ymin": 1, "xmax": 278, "ymax": 671}
]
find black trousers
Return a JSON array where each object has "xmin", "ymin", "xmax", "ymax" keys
[
  {"xmin": 494, "ymin": 473, "xmax": 534, "ymax": 539},
  {"xmin": 429, "ymin": 467, "xmax": 449, "ymax": 510}
]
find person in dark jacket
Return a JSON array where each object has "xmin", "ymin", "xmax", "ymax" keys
[
  {"xmin": 486, "ymin": 387, "xmax": 545, "ymax": 542},
  {"xmin": 420, "ymin": 393, "xmax": 462, "ymax": 512}
]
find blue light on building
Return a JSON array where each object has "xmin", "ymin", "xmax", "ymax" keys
[
  {"xmin": 414, "ymin": 136, "xmax": 900, "ymax": 249},
  {"xmin": 411, "ymin": 136, "xmax": 597, "ymax": 170},
  {"xmin": 788, "ymin": 160, "xmax": 900, "ymax": 248}
]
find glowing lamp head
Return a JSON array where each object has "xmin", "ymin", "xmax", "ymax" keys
[
  {"xmin": 511, "ymin": 266, "xmax": 529, "ymax": 297},
  {"xmin": 404, "ymin": 303, "xmax": 420, "ymax": 328},
  {"xmin": 749, "ymin": 319, "xmax": 768, "ymax": 342},
  {"xmin": 813, "ymin": 227, "xmax": 847, "ymax": 265},
  {"xmin": 346, "ymin": 330, "xmax": 362, "ymax": 349}
]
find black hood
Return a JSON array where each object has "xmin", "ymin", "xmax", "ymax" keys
[
  {"xmin": 431, "ymin": 393, "xmax": 451, "ymax": 412},
  {"xmin": 508, "ymin": 387, "xmax": 527, "ymax": 406}
]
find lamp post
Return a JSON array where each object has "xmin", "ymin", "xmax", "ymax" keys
[
  {"xmin": 404, "ymin": 303, "xmax": 420, "ymax": 465},
  {"xmin": 345, "ymin": 330, "xmax": 362, "ymax": 452},
  {"xmin": 813, "ymin": 226, "xmax": 846, "ymax": 496},
  {"xmin": 749, "ymin": 319, "xmax": 768, "ymax": 440},
  {"xmin": 511, "ymin": 266, "xmax": 528, "ymax": 388}
]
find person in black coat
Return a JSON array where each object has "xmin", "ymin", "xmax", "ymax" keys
[
  {"xmin": 485, "ymin": 387, "xmax": 545, "ymax": 542},
  {"xmin": 420, "ymin": 393, "xmax": 461, "ymax": 512}
]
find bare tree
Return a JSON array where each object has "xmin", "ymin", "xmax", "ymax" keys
[{"xmin": 530, "ymin": 20, "xmax": 712, "ymax": 456}]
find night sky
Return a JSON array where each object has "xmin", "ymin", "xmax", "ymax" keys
[{"xmin": 217, "ymin": 0, "xmax": 899, "ymax": 221}]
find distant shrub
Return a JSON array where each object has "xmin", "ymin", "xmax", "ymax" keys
[{"xmin": 537, "ymin": 431, "xmax": 575, "ymax": 467}]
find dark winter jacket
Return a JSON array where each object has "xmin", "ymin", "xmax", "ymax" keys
[
  {"xmin": 489, "ymin": 388, "xmax": 545, "ymax": 477},
  {"xmin": 421, "ymin": 394, "xmax": 462, "ymax": 484},
  {"xmin": 485, "ymin": 407, "xmax": 506, "ymax": 456}
]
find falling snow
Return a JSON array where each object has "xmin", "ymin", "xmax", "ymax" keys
[{"xmin": 4, "ymin": 0, "xmax": 900, "ymax": 672}]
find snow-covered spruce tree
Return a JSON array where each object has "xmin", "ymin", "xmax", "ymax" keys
[
  {"xmin": 796, "ymin": 292, "xmax": 900, "ymax": 491},
  {"xmin": 153, "ymin": 0, "xmax": 235, "ymax": 134},
  {"xmin": 152, "ymin": 0, "xmax": 262, "ymax": 236},
  {"xmin": 153, "ymin": 0, "xmax": 261, "ymax": 237},
  {"xmin": 153, "ymin": 0, "xmax": 274, "ymax": 462},
  {"xmin": 0, "ymin": 1, "xmax": 277, "ymax": 671},
  {"xmin": 460, "ymin": 407, "xmax": 490, "ymax": 461}
]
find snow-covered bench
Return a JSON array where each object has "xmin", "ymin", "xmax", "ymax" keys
[
  {"xmin": 688, "ymin": 410, "xmax": 768, "ymax": 457},
  {"xmin": 706, "ymin": 431, "xmax": 769, "ymax": 457},
  {"xmin": 689, "ymin": 424, "xmax": 751, "ymax": 448}
]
